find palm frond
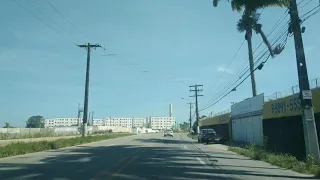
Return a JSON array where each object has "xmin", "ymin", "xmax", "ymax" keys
[
  {"xmin": 236, "ymin": 10, "xmax": 260, "ymax": 33},
  {"xmin": 213, "ymin": 0, "xmax": 230, "ymax": 7},
  {"xmin": 231, "ymin": 0, "xmax": 290, "ymax": 10}
]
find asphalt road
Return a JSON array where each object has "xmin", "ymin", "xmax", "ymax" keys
[{"xmin": 0, "ymin": 133, "xmax": 318, "ymax": 180}]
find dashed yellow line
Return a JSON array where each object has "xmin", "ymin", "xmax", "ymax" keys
[{"xmin": 108, "ymin": 149, "xmax": 146, "ymax": 179}]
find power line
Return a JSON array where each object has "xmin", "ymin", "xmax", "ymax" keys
[
  {"xmin": 200, "ymin": 22, "xmax": 290, "ymax": 112},
  {"xmin": 301, "ymin": 5, "xmax": 320, "ymax": 21},
  {"xmin": 203, "ymin": 40, "xmax": 245, "ymax": 105},
  {"xmin": 300, "ymin": 0, "xmax": 314, "ymax": 8},
  {"xmin": 25, "ymin": 0, "xmax": 73, "ymax": 37},
  {"xmin": 11, "ymin": 0, "xmax": 60, "ymax": 35},
  {"xmin": 210, "ymin": 10, "xmax": 290, "ymax": 102},
  {"xmin": 44, "ymin": 0, "xmax": 88, "ymax": 40},
  {"xmin": 200, "ymin": 54, "xmax": 272, "ymax": 112}
]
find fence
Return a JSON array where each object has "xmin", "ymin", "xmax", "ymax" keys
[
  {"xmin": 265, "ymin": 78, "xmax": 320, "ymax": 102},
  {"xmin": 0, "ymin": 126, "xmax": 131, "ymax": 140},
  {"xmin": 208, "ymin": 109, "xmax": 231, "ymax": 118}
]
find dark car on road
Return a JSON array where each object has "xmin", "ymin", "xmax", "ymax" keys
[{"xmin": 198, "ymin": 128, "xmax": 226, "ymax": 144}]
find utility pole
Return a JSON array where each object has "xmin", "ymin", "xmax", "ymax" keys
[
  {"xmin": 77, "ymin": 43, "xmax": 102, "ymax": 137},
  {"xmin": 187, "ymin": 102, "xmax": 194, "ymax": 132},
  {"xmin": 77, "ymin": 103, "xmax": 84, "ymax": 127},
  {"xmin": 91, "ymin": 111, "xmax": 94, "ymax": 126},
  {"xmin": 189, "ymin": 85, "xmax": 203, "ymax": 134},
  {"xmin": 289, "ymin": 0, "xmax": 320, "ymax": 164}
]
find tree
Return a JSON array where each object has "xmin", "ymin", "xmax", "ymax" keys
[
  {"xmin": 179, "ymin": 122, "xmax": 190, "ymax": 132},
  {"xmin": 192, "ymin": 121, "xmax": 197, "ymax": 133},
  {"xmin": 200, "ymin": 115, "xmax": 207, "ymax": 119},
  {"xmin": 26, "ymin": 115, "xmax": 45, "ymax": 128},
  {"xmin": 3, "ymin": 122, "xmax": 13, "ymax": 128},
  {"xmin": 212, "ymin": 0, "xmax": 289, "ymax": 96}
]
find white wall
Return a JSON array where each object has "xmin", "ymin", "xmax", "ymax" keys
[
  {"xmin": 231, "ymin": 94, "xmax": 264, "ymax": 145},
  {"xmin": 0, "ymin": 126, "xmax": 131, "ymax": 139}
]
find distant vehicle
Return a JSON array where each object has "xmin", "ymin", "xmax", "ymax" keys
[
  {"xmin": 164, "ymin": 129, "xmax": 173, "ymax": 137},
  {"xmin": 198, "ymin": 128, "xmax": 225, "ymax": 144}
]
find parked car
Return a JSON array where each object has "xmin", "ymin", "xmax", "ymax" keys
[
  {"xmin": 164, "ymin": 129, "xmax": 173, "ymax": 137},
  {"xmin": 198, "ymin": 128, "xmax": 226, "ymax": 144}
]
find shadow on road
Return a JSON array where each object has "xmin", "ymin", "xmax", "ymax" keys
[{"xmin": 0, "ymin": 136, "xmax": 317, "ymax": 180}]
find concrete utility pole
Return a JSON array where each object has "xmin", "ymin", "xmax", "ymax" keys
[
  {"xmin": 189, "ymin": 85, "xmax": 203, "ymax": 134},
  {"xmin": 289, "ymin": 0, "xmax": 320, "ymax": 164},
  {"xmin": 187, "ymin": 102, "xmax": 194, "ymax": 132},
  {"xmin": 77, "ymin": 103, "xmax": 84, "ymax": 127},
  {"xmin": 77, "ymin": 43, "xmax": 102, "ymax": 137},
  {"xmin": 91, "ymin": 111, "xmax": 94, "ymax": 126}
]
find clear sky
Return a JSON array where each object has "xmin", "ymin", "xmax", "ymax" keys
[{"xmin": 0, "ymin": 0, "xmax": 319, "ymax": 127}]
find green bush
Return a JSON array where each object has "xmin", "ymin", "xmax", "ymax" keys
[
  {"xmin": 187, "ymin": 133, "xmax": 197, "ymax": 140},
  {"xmin": 0, "ymin": 133, "xmax": 133, "ymax": 159},
  {"xmin": 228, "ymin": 144, "xmax": 320, "ymax": 177}
]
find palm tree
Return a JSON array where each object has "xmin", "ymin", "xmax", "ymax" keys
[{"xmin": 212, "ymin": 0, "xmax": 289, "ymax": 96}]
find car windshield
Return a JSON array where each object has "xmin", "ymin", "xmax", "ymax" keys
[
  {"xmin": 208, "ymin": 129, "xmax": 216, "ymax": 134},
  {"xmin": 202, "ymin": 129, "xmax": 216, "ymax": 134}
]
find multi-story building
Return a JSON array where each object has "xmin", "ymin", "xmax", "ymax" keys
[
  {"xmin": 133, "ymin": 118, "xmax": 147, "ymax": 128},
  {"xmin": 148, "ymin": 116, "xmax": 176, "ymax": 130},
  {"xmin": 94, "ymin": 117, "xmax": 147, "ymax": 128},
  {"xmin": 92, "ymin": 119, "xmax": 104, "ymax": 126},
  {"xmin": 44, "ymin": 118, "xmax": 79, "ymax": 128}
]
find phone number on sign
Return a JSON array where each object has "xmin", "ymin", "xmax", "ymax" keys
[{"xmin": 271, "ymin": 97, "xmax": 301, "ymax": 114}]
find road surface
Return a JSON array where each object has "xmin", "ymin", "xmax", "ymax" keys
[{"xmin": 0, "ymin": 133, "xmax": 317, "ymax": 180}]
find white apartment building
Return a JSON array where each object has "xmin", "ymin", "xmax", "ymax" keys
[
  {"xmin": 44, "ymin": 118, "xmax": 79, "ymax": 128},
  {"xmin": 133, "ymin": 118, "xmax": 147, "ymax": 128},
  {"xmin": 148, "ymin": 116, "xmax": 176, "ymax": 130},
  {"xmin": 93, "ymin": 117, "xmax": 147, "ymax": 128},
  {"xmin": 91, "ymin": 119, "xmax": 104, "ymax": 126}
]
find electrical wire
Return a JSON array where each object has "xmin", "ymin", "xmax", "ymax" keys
[
  {"xmin": 202, "ymin": 40, "xmax": 245, "ymax": 105},
  {"xmin": 13, "ymin": 0, "xmax": 190, "ymax": 88},
  {"xmin": 210, "ymin": 27, "xmax": 289, "ymax": 110},
  {"xmin": 200, "ymin": 54, "xmax": 272, "ymax": 112},
  {"xmin": 11, "ymin": 0, "xmax": 60, "ymax": 35},
  {"xmin": 200, "ymin": 19, "xmax": 290, "ymax": 112},
  {"xmin": 301, "ymin": 5, "xmax": 320, "ymax": 22},
  {"xmin": 215, "ymin": 10, "xmax": 290, "ymax": 96},
  {"xmin": 44, "ymin": 0, "xmax": 90, "ymax": 42},
  {"xmin": 25, "ymin": 0, "xmax": 73, "ymax": 37}
]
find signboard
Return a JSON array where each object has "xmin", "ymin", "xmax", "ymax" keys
[
  {"xmin": 231, "ymin": 94, "xmax": 264, "ymax": 117},
  {"xmin": 200, "ymin": 113, "xmax": 231, "ymax": 127},
  {"xmin": 263, "ymin": 88, "xmax": 320, "ymax": 119}
]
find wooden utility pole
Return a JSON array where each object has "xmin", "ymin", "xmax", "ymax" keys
[
  {"xmin": 77, "ymin": 43, "xmax": 102, "ymax": 137},
  {"xmin": 189, "ymin": 85, "xmax": 203, "ymax": 134},
  {"xmin": 289, "ymin": 0, "xmax": 320, "ymax": 163}
]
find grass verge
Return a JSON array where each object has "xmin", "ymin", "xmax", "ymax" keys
[
  {"xmin": 187, "ymin": 133, "xmax": 197, "ymax": 140},
  {"xmin": 228, "ymin": 144, "xmax": 320, "ymax": 177},
  {"xmin": 0, "ymin": 133, "xmax": 133, "ymax": 159}
]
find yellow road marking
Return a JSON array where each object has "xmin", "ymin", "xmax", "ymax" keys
[{"xmin": 108, "ymin": 149, "xmax": 146, "ymax": 179}]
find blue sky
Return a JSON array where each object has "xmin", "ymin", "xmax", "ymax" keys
[{"xmin": 0, "ymin": 0, "xmax": 319, "ymax": 127}]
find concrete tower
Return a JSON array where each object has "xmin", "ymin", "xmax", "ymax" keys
[{"xmin": 169, "ymin": 104, "xmax": 173, "ymax": 117}]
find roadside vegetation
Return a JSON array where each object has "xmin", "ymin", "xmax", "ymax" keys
[
  {"xmin": 187, "ymin": 132, "xmax": 197, "ymax": 140},
  {"xmin": 228, "ymin": 142, "xmax": 320, "ymax": 177},
  {"xmin": 0, "ymin": 128, "xmax": 115, "ymax": 140},
  {"xmin": 0, "ymin": 133, "xmax": 133, "ymax": 159}
]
